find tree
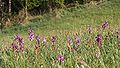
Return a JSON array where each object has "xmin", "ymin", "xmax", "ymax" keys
[
  {"xmin": 9, "ymin": 0, "xmax": 11, "ymax": 16},
  {"xmin": 0, "ymin": 0, "xmax": 4, "ymax": 33},
  {"xmin": 0, "ymin": 0, "xmax": 1, "ymax": 32},
  {"xmin": 25, "ymin": 0, "xmax": 28, "ymax": 23}
]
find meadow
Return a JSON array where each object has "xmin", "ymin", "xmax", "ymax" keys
[{"xmin": 0, "ymin": 0, "xmax": 120, "ymax": 68}]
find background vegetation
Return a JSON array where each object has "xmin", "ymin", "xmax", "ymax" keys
[{"xmin": 0, "ymin": 0, "xmax": 104, "ymax": 28}]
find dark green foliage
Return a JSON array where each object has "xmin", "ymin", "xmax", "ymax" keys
[
  {"xmin": 65, "ymin": 0, "xmax": 84, "ymax": 4},
  {"xmin": 3, "ymin": 0, "xmax": 100, "ymax": 14}
]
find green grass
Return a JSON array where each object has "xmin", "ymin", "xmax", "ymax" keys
[{"xmin": 0, "ymin": 0, "xmax": 120, "ymax": 68}]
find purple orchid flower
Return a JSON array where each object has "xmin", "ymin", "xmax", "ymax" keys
[
  {"xmin": 15, "ymin": 33, "xmax": 23, "ymax": 45},
  {"xmin": 68, "ymin": 38, "xmax": 73, "ymax": 46},
  {"xmin": 57, "ymin": 54, "xmax": 64, "ymax": 63},
  {"xmin": 96, "ymin": 34, "xmax": 102, "ymax": 48},
  {"xmin": 74, "ymin": 36, "xmax": 81, "ymax": 45},
  {"xmin": 11, "ymin": 41, "xmax": 19, "ymax": 52},
  {"xmin": 102, "ymin": 21, "xmax": 109, "ymax": 29},
  {"xmin": 36, "ymin": 34, "xmax": 40, "ymax": 44},
  {"xmin": 18, "ymin": 38, "xmax": 24, "ymax": 45},
  {"xmin": 19, "ymin": 38, "xmax": 24, "ymax": 51},
  {"xmin": 28, "ymin": 28, "xmax": 34, "ymax": 41},
  {"xmin": 115, "ymin": 29, "xmax": 119, "ymax": 38},
  {"xmin": 42, "ymin": 36, "xmax": 46, "ymax": 44},
  {"xmin": 51, "ymin": 36, "xmax": 56, "ymax": 45},
  {"xmin": 12, "ymin": 33, "xmax": 24, "ymax": 52},
  {"xmin": 15, "ymin": 33, "xmax": 21, "ymax": 42}
]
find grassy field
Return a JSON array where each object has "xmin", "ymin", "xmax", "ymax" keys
[{"xmin": 0, "ymin": 0, "xmax": 120, "ymax": 68}]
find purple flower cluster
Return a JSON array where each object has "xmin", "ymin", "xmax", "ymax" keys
[
  {"xmin": 42, "ymin": 36, "xmax": 46, "ymax": 44},
  {"xmin": 96, "ymin": 34, "xmax": 102, "ymax": 48},
  {"xmin": 12, "ymin": 33, "xmax": 24, "ymax": 52},
  {"xmin": 19, "ymin": 38, "xmax": 24, "ymax": 51},
  {"xmin": 74, "ymin": 36, "xmax": 81, "ymax": 45},
  {"xmin": 57, "ymin": 54, "xmax": 64, "ymax": 63},
  {"xmin": 28, "ymin": 28, "xmax": 34, "ymax": 41},
  {"xmin": 68, "ymin": 38, "xmax": 73, "ymax": 46},
  {"xmin": 15, "ymin": 33, "xmax": 21, "ymax": 42},
  {"xmin": 12, "ymin": 41, "xmax": 19, "ymax": 52},
  {"xmin": 51, "ymin": 36, "xmax": 57, "ymax": 45},
  {"xmin": 36, "ymin": 34, "xmax": 40, "ymax": 44},
  {"xmin": 102, "ymin": 21, "xmax": 109, "ymax": 29}
]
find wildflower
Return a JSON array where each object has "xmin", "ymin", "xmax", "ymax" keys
[
  {"xmin": 74, "ymin": 36, "xmax": 81, "ymax": 45},
  {"xmin": 20, "ymin": 45, "xmax": 24, "ymax": 52},
  {"xmin": 35, "ymin": 35, "xmax": 40, "ymax": 54},
  {"xmin": 19, "ymin": 38, "xmax": 24, "ymax": 51},
  {"xmin": 88, "ymin": 25, "xmax": 92, "ymax": 34},
  {"xmin": 15, "ymin": 33, "xmax": 24, "ymax": 46},
  {"xmin": 51, "ymin": 36, "xmax": 56, "ymax": 45},
  {"xmin": 42, "ymin": 36, "xmax": 46, "ymax": 43},
  {"xmin": 102, "ymin": 21, "xmax": 109, "ymax": 29},
  {"xmin": 11, "ymin": 41, "xmax": 19, "ymax": 52},
  {"xmin": 118, "ymin": 43, "xmax": 120, "ymax": 47},
  {"xmin": 96, "ymin": 34, "xmax": 102, "ymax": 48},
  {"xmin": 67, "ymin": 38, "xmax": 73, "ymax": 52},
  {"xmin": 36, "ymin": 34, "xmax": 40, "ymax": 44},
  {"xmin": 115, "ymin": 29, "xmax": 119, "ymax": 38},
  {"xmin": 28, "ymin": 28, "xmax": 34, "ymax": 41},
  {"xmin": 16, "ymin": 33, "xmax": 24, "ymax": 51},
  {"xmin": 15, "ymin": 33, "xmax": 21, "ymax": 42},
  {"xmin": 18, "ymin": 37, "xmax": 24, "ymax": 45},
  {"xmin": 12, "ymin": 33, "xmax": 24, "ymax": 52},
  {"xmin": 57, "ymin": 54, "xmax": 64, "ymax": 63},
  {"xmin": 68, "ymin": 38, "xmax": 73, "ymax": 46}
]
